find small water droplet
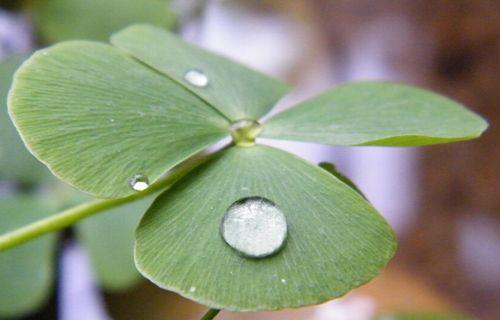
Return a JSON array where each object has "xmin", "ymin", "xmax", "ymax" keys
[
  {"xmin": 281, "ymin": 278, "xmax": 287, "ymax": 284},
  {"xmin": 130, "ymin": 174, "xmax": 149, "ymax": 191},
  {"xmin": 220, "ymin": 196, "xmax": 287, "ymax": 258},
  {"xmin": 109, "ymin": 118, "xmax": 115, "ymax": 123},
  {"xmin": 184, "ymin": 69, "xmax": 208, "ymax": 87},
  {"xmin": 189, "ymin": 286, "xmax": 196, "ymax": 293}
]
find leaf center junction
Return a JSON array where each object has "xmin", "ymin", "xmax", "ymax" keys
[{"xmin": 230, "ymin": 119, "xmax": 262, "ymax": 147}]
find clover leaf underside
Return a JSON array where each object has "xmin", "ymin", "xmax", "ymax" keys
[{"xmin": 6, "ymin": 24, "xmax": 488, "ymax": 311}]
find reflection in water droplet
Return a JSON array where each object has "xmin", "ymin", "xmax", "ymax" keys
[
  {"xmin": 184, "ymin": 69, "xmax": 208, "ymax": 87},
  {"xmin": 281, "ymin": 278, "xmax": 287, "ymax": 284},
  {"xmin": 130, "ymin": 174, "xmax": 149, "ymax": 191},
  {"xmin": 220, "ymin": 197, "xmax": 287, "ymax": 258},
  {"xmin": 189, "ymin": 286, "xmax": 196, "ymax": 293}
]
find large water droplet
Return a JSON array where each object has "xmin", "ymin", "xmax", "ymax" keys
[
  {"xmin": 230, "ymin": 119, "xmax": 262, "ymax": 147},
  {"xmin": 184, "ymin": 69, "xmax": 208, "ymax": 87},
  {"xmin": 220, "ymin": 197, "xmax": 287, "ymax": 258},
  {"xmin": 130, "ymin": 174, "xmax": 149, "ymax": 191}
]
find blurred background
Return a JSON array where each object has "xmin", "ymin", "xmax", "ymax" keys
[{"xmin": 0, "ymin": 0, "xmax": 498, "ymax": 319}]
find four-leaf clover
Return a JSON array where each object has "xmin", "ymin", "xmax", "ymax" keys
[{"xmin": 7, "ymin": 24, "xmax": 487, "ymax": 311}]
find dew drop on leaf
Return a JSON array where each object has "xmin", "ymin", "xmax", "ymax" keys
[
  {"xmin": 184, "ymin": 69, "xmax": 208, "ymax": 87},
  {"xmin": 130, "ymin": 174, "xmax": 149, "ymax": 191},
  {"xmin": 220, "ymin": 196, "xmax": 287, "ymax": 258}
]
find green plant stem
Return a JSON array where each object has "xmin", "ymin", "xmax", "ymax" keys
[
  {"xmin": 0, "ymin": 154, "xmax": 212, "ymax": 253},
  {"xmin": 200, "ymin": 309, "xmax": 220, "ymax": 320}
]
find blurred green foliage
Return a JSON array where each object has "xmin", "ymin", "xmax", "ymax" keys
[
  {"xmin": 0, "ymin": 196, "xmax": 56, "ymax": 318},
  {"xmin": 32, "ymin": 0, "xmax": 177, "ymax": 43}
]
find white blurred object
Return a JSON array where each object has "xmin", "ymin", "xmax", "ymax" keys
[
  {"xmin": 346, "ymin": 146, "xmax": 419, "ymax": 235},
  {"xmin": 221, "ymin": 294, "xmax": 376, "ymax": 320},
  {"xmin": 59, "ymin": 242, "xmax": 110, "ymax": 320},
  {"xmin": 185, "ymin": 0, "xmax": 305, "ymax": 78},
  {"xmin": 0, "ymin": 9, "xmax": 32, "ymax": 58},
  {"xmin": 0, "ymin": 181, "xmax": 16, "ymax": 197},
  {"xmin": 457, "ymin": 214, "xmax": 500, "ymax": 291},
  {"xmin": 339, "ymin": 15, "xmax": 421, "ymax": 235},
  {"xmin": 312, "ymin": 295, "xmax": 377, "ymax": 320}
]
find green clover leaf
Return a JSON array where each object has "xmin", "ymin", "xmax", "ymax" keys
[
  {"xmin": 9, "ymin": 41, "xmax": 229, "ymax": 198},
  {"xmin": 136, "ymin": 145, "xmax": 396, "ymax": 311},
  {"xmin": 6, "ymin": 24, "xmax": 488, "ymax": 311},
  {"xmin": 262, "ymin": 81, "xmax": 487, "ymax": 146}
]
